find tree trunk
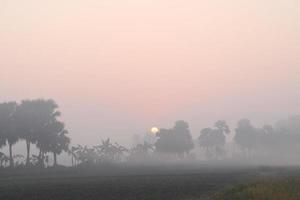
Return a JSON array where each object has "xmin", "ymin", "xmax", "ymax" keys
[
  {"xmin": 38, "ymin": 148, "xmax": 41, "ymax": 167},
  {"xmin": 26, "ymin": 140, "xmax": 30, "ymax": 166},
  {"xmin": 42, "ymin": 151, "xmax": 45, "ymax": 168},
  {"xmin": 38, "ymin": 149, "xmax": 45, "ymax": 168},
  {"xmin": 71, "ymin": 155, "xmax": 74, "ymax": 167},
  {"xmin": 53, "ymin": 152, "xmax": 57, "ymax": 167},
  {"xmin": 9, "ymin": 143, "xmax": 13, "ymax": 168}
]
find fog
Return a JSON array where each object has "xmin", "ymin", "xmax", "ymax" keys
[
  {"xmin": 2, "ymin": 2, "xmax": 300, "ymax": 200},
  {"xmin": 1, "ymin": 0, "xmax": 300, "ymax": 166},
  {"xmin": 1, "ymin": 99, "xmax": 300, "ymax": 168},
  {"xmin": 1, "ymin": 0, "xmax": 300, "ymax": 148}
]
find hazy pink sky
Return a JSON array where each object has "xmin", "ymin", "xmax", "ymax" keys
[{"xmin": 1, "ymin": 0, "xmax": 300, "ymax": 145}]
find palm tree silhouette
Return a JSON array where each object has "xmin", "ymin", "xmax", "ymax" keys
[{"xmin": 0, "ymin": 102, "xmax": 18, "ymax": 167}]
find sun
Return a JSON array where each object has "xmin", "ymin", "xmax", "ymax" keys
[{"xmin": 150, "ymin": 127, "xmax": 159, "ymax": 134}]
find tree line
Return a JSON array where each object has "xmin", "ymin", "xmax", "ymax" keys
[
  {"xmin": 1, "ymin": 98, "xmax": 300, "ymax": 168},
  {"xmin": 0, "ymin": 99, "xmax": 70, "ymax": 168},
  {"xmin": 69, "ymin": 117, "xmax": 300, "ymax": 166}
]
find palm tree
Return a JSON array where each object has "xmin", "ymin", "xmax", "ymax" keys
[
  {"xmin": 198, "ymin": 120, "xmax": 230, "ymax": 159},
  {"xmin": 89, "ymin": 139, "xmax": 128, "ymax": 164},
  {"xmin": 6, "ymin": 133, "xmax": 19, "ymax": 168},
  {"xmin": 69, "ymin": 146, "xmax": 78, "ymax": 167},
  {"xmin": 36, "ymin": 120, "xmax": 70, "ymax": 167},
  {"xmin": 14, "ymin": 100, "xmax": 39, "ymax": 166},
  {"xmin": 0, "ymin": 102, "xmax": 18, "ymax": 168},
  {"xmin": 94, "ymin": 138, "xmax": 112, "ymax": 162},
  {"xmin": 13, "ymin": 99, "xmax": 62, "ymax": 167},
  {"xmin": 31, "ymin": 99, "xmax": 64, "ymax": 168},
  {"xmin": 111, "ymin": 142, "xmax": 128, "ymax": 162},
  {"xmin": 129, "ymin": 142, "xmax": 154, "ymax": 160},
  {"xmin": 48, "ymin": 123, "xmax": 70, "ymax": 167}
]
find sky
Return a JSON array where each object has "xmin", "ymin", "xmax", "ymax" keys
[{"xmin": 1, "ymin": 0, "xmax": 300, "ymax": 146}]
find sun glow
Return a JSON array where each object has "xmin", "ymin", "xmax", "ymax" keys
[{"xmin": 150, "ymin": 127, "xmax": 159, "ymax": 134}]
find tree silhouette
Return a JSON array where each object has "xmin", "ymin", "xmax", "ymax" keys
[
  {"xmin": 173, "ymin": 120, "xmax": 194, "ymax": 155},
  {"xmin": 234, "ymin": 119, "xmax": 258, "ymax": 157},
  {"xmin": 129, "ymin": 141, "xmax": 154, "ymax": 160},
  {"xmin": 94, "ymin": 138, "xmax": 128, "ymax": 163},
  {"xmin": 30, "ymin": 99, "xmax": 66, "ymax": 168},
  {"xmin": 70, "ymin": 139, "xmax": 128, "ymax": 166},
  {"xmin": 0, "ymin": 99, "xmax": 71, "ymax": 168},
  {"xmin": 0, "ymin": 102, "xmax": 18, "ymax": 167},
  {"xmin": 266, "ymin": 116, "xmax": 300, "ymax": 158},
  {"xmin": 69, "ymin": 146, "xmax": 79, "ymax": 167},
  {"xmin": 198, "ymin": 121, "xmax": 229, "ymax": 159},
  {"xmin": 155, "ymin": 120, "xmax": 194, "ymax": 158},
  {"xmin": 74, "ymin": 145, "xmax": 97, "ymax": 165},
  {"xmin": 155, "ymin": 128, "xmax": 176, "ymax": 155},
  {"xmin": 13, "ymin": 99, "xmax": 66, "ymax": 167},
  {"xmin": 47, "ymin": 121, "xmax": 70, "ymax": 167},
  {"xmin": 199, "ymin": 128, "xmax": 217, "ymax": 158},
  {"xmin": 14, "ymin": 100, "xmax": 40, "ymax": 166},
  {"xmin": 214, "ymin": 120, "xmax": 230, "ymax": 135}
]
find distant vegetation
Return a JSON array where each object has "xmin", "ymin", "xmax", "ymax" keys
[{"xmin": 1, "ymin": 98, "xmax": 300, "ymax": 168}]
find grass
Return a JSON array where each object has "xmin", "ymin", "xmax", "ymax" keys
[{"xmin": 213, "ymin": 178, "xmax": 300, "ymax": 200}]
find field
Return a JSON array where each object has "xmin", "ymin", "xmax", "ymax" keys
[
  {"xmin": 0, "ymin": 165, "xmax": 297, "ymax": 200},
  {"xmin": 213, "ymin": 177, "xmax": 300, "ymax": 200}
]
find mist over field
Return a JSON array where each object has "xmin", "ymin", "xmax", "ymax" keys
[{"xmin": 1, "ymin": 0, "xmax": 300, "ymax": 199}]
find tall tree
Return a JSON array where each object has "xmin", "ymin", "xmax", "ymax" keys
[
  {"xmin": 15, "ymin": 99, "xmax": 62, "ymax": 167},
  {"xmin": 30, "ymin": 99, "xmax": 63, "ymax": 168},
  {"xmin": 14, "ymin": 100, "xmax": 37, "ymax": 166},
  {"xmin": 46, "ymin": 121, "xmax": 70, "ymax": 167},
  {"xmin": 69, "ymin": 146, "xmax": 79, "ymax": 167},
  {"xmin": 155, "ymin": 120, "xmax": 194, "ymax": 157},
  {"xmin": 155, "ymin": 128, "xmax": 176, "ymax": 155},
  {"xmin": 173, "ymin": 120, "xmax": 194, "ymax": 155},
  {"xmin": 234, "ymin": 119, "xmax": 258, "ymax": 156},
  {"xmin": 0, "ymin": 102, "xmax": 18, "ymax": 167},
  {"xmin": 198, "ymin": 120, "xmax": 229, "ymax": 159},
  {"xmin": 199, "ymin": 128, "xmax": 217, "ymax": 158}
]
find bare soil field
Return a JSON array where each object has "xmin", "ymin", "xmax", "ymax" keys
[{"xmin": 0, "ymin": 166, "xmax": 291, "ymax": 200}]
